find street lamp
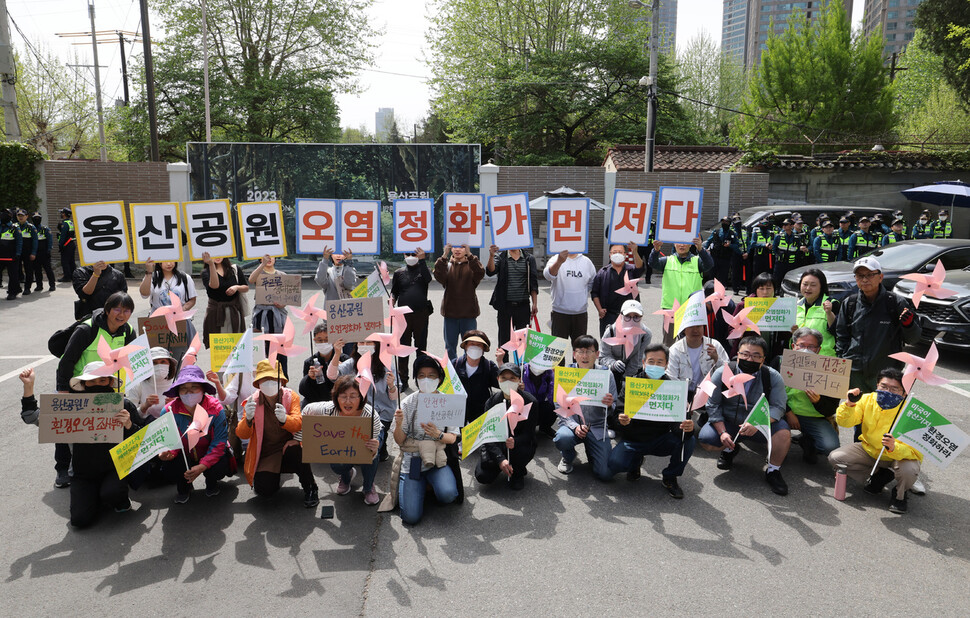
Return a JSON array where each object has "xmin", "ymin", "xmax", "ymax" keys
[{"xmin": 630, "ymin": 0, "xmax": 659, "ymax": 173}]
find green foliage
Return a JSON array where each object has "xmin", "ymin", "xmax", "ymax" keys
[
  {"xmin": 427, "ymin": 0, "xmax": 697, "ymax": 165},
  {"xmin": 731, "ymin": 1, "xmax": 894, "ymax": 153},
  {"xmin": 676, "ymin": 31, "xmax": 746, "ymax": 144},
  {"xmin": 895, "ymin": 30, "xmax": 970, "ymax": 144},
  {"xmin": 0, "ymin": 142, "xmax": 44, "ymax": 211},
  {"xmin": 914, "ymin": 0, "xmax": 970, "ymax": 106}
]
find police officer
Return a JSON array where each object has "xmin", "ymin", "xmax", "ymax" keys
[
  {"xmin": 882, "ymin": 219, "xmax": 907, "ymax": 246},
  {"xmin": 1, "ymin": 209, "xmax": 23, "ymax": 300},
  {"xmin": 57, "ymin": 207, "xmax": 77, "ymax": 282},
  {"xmin": 704, "ymin": 217, "xmax": 741, "ymax": 292},
  {"xmin": 930, "ymin": 209, "xmax": 952, "ymax": 239},
  {"xmin": 771, "ymin": 219, "xmax": 800, "ymax": 287},
  {"xmin": 747, "ymin": 220, "xmax": 773, "ymax": 290},
  {"xmin": 731, "ymin": 214, "xmax": 748, "ymax": 292},
  {"xmin": 912, "ymin": 210, "xmax": 933, "ymax": 239},
  {"xmin": 893, "ymin": 210, "xmax": 908, "ymax": 237},
  {"xmin": 30, "ymin": 213, "xmax": 57, "ymax": 292},
  {"xmin": 791, "ymin": 217, "xmax": 812, "ymax": 267},
  {"xmin": 16, "ymin": 209, "xmax": 38, "ymax": 296},
  {"xmin": 809, "ymin": 214, "xmax": 828, "ymax": 244},
  {"xmin": 836, "ymin": 217, "xmax": 854, "ymax": 249},
  {"xmin": 846, "ymin": 216, "xmax": 879, "ymax": 260},
  {"xmin": 871, "ymin": 214, "xmax": 891, "ymax": 237},
  {"xmin": 812, "ymin": 220, "xmax": 842, "ymax": 263}
]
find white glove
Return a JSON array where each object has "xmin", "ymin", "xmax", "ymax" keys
[
  {"xmin": 244, "ymin": 399, "xmax": 256, "ymax": 422},
  {"xmin": 274, "ymin": 403, "xmax": 287, "ymax": 424}
]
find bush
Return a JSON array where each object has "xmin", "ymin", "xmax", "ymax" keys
[{"xmin": 0, "ymin": 142, "xmax": 44, "ymax": 211}]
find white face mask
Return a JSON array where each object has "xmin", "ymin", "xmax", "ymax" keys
[
  {"xmin": 153, "ymin": 364, "xmax": 170, "ymax": 379},
  {"xmin": 404, "ymin": 256, "xmax": 419, "ymax": 266},
  {"xmin": 610, "ymin": 253, "xmax": 626, "ymax": 265},
  {"xmin": 314, "ymin": 342, "xmax": 333, "ymax": 356},
  {"xmin": 465, "ymin": 345, "xmax": 484, "ymax": 360},
  {"xmin": 180, "ymin": 391, "xmax": 203, "ymax": 408},
  {"xmin": 417, "ymin": 378, "xmax": 438, "ymax": 394},
  {"xmin": 259, "ymin": 381, "xmax": 280, "ymax": 398},
  {"xmin": 499, "ymin": 380, "xmax": 516, "ymax": 396},
  {"xmin": 941, "ymin": 216, "xmax": 948, "ymax": 221},
  {"xmin": 358, "ymin": 344, "xmax": 375, "ymax": 356},
  {"xmin": 529, "ymin": 362, "xmax": 547, "ymax": 375}
]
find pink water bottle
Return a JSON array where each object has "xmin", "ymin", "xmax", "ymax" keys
[{"xmin": 834, "ymin": 464, "xmax": 848, "ymax": 501}]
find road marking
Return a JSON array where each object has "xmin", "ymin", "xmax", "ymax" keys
[
  {"xmin": 940, "ymin": 383, "xmax": 970, "ymax": 399},
  {"xmin": 0, "ymin": 356, "xmax": 53, "ymax": 360},
  {"xmin": 0, "ymin": 356, "xmax": 56, "ymax": 384}
]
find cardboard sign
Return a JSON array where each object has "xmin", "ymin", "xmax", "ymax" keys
[
  {"xmin": 488, "ymin": 193, "xmax": 532, "ymax": 250},
  {"xmin": 351, "ymin": 269, "xmax": 387, "ymax": 298},
  {"xmin": 655, "ymin": 187, "xmax": 703, "ymax": 244},
  {"xmin": 253, "ymin": 273, "xmax": 302, "ymax": 306},
  {"xmin": 124, "ymin": 333, "xmax": 154, "ymax": 390},
  {"xmin": 779, "ymin": 349, "xmax": 851, "ymax": 399},
  {"xmin": 295, "ymin": 198, "xmax": 338, "ymax": 255},
  {"xmin": 130, "ymin": 202, "xmax": 182, "ymax": 263},
  {"xmin": 338, "ymin": 200, "xmax": 381, "ymax": 255},
  {"xmin": 72, "ymin": 201, "xmax": 133, "ymax": 265},
  {"xmin": 624, "ymin": 378, "xmax": 689, "ymax": 422},
  {"xmin": 444, "ymin": 193, "xmax": 485, "ymax": 248},
  {"xmin": 111, "ymin": 413, "xmax": 182, "ymax": 479},
  {"xmin": 137, "ymin": 316, "xmax": 190, "ymax": 358},
  {"xmin": 414, "ymin": 393, "xmax": 468, "ymax": 428},
  {"xmin": 183, "ymin": 199, "xmax": 236, "ymax": 260},
  {"xmin": 393, "ymin": 198, "xmax": 435, "ymax": 253},
  {"xmin": 891, "ymin": 397, "xmax": 970, "ymax": 469},
  {"xmin": 744, "ymin": 297, "xmax": 797, "ymax": 331},
  {"xmin": 608, "ymin": 189, "xmax": 655, "ymax": 245},
  {"xmin": 238, "ymin": 201, "xmax": 287, "ymax": 259},
  {"xmin": 522, "ymin": 330, "xmax": 569, "ymax": 370},
  {"xmin": 460, "ymin": 401, "xmax": 509, "ymax": 459},
  {"xmin": 554, "ymin": 366, "xmax": 611, "ymax": 408},
  {"xmin": 302, "ymin": 415, "xmax": 375, "ymax": 464},
  {"xmin": 326, "ymin": 297, "xmax": 385, "ymax": 342},
  {"xmin": 547, "ymin": 198, "xmax": 589, "ymax": 254},
  {"xmin": 38, "ymin": 393, "xmax": 125, "ymax": 444}
]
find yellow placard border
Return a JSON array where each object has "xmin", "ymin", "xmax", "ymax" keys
[
  {"xmin": 128, "ymin": 202, "xmax": 184, "ymax": 264},
  {"xmin": 182, "ymin": 199, "xmax": 236, "ymax": 261},
  {"xmin": 71, "ymin": 201, "xmax": 134, "ymax": 266},
  {"xmin": 236, "ymin": 200, "xmax": 288, "ymax": 260}
]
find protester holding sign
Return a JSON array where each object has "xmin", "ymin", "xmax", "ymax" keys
[
  {"xmin": 21, "ymin": 365, "xmax": 142, "ymax": 528},
  {"xmin": 127, "ymin": 347, "xmax": 177, "ymax": 421},
  {"xmin": 454, "ymin": 331, "xmax": 500, "ymax": 424},
  {"xmin": 200, "ymin": 253, "xmax": 249, "ymax": 348},
  {"xmin": 729, "ymin": 273, "xmax": 790, "ymax": 364},
  {"xmin": 793, "ymin": 269, "xmax": 838, "ymax": 357},
  {"xmin": 381, "ymin": 357, "xmax": 462, "ymax": 523},
  {"xmin": 486, "ymin": 246, "xmax": 539, "ymax": 347},
  {"xmin": 475, "ymin": 364, "xmax": 539, "ymax": 490},
  {"xmin": 698, "ymin": 336, "xmax": 792, "ymax": 496},
  {"xmin": 434, "ymin": 243, "xmax": 486, "ymax": 360},
  {"xmin": 543, "ymin": 249, "xmax": 596, "ymax": 344},
  {"xmin": 591, "ymin": 242, "xmax": 645, "ymax": 334},
  {"xmin": 390, "ymin": 247, "xmax": 433, "ymax": 390},
  {"xmin": 314, "ymin": 245, "xmax": 357, "ymax": 303},
  {"xmin": 72, "ymin": 261, "xmax": 127, "ymax": 319},
  {"xmin": 139, "ymin": 259, "xmax": 199, "ymax": 346},
  {"xmin": 56, "ymin": 292, "xmax": 137, "ymax": 393},
  {"xmin": 236, "ymin": 360, "xmax": 318, "ymax": 507},
  {"xmin": 300, "ymin": 322, "xmax": 344, "ymax": 405},
  {"xmin": 828, "ymin": 368, "xmax": 920, "ymax": 514},
  {"xmin": 517, "ymin": 349, "xmax": 556, "ymax": 439},
  {"xmin": 249, "ymin": 255, "xmax": 291, "ymax": 378},
  {"xmin": 648, "ymin": 237, "xmax": 712, "ymax": 346},
  {"xmin": 667, "ymin": 325, "xmax": 728, "ymax": 399},
  {"xmin": 598, "ymin": 300, "xmax": 652, "ymax": 405},
  {"xmin": 608, "ymin": 344, "xmax": 695, "ymax": 496}
]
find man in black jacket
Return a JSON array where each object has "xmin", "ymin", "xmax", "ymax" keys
[
  {"xmin": 391, "ymin": 247, "xmax": 433, "ymax": 390},
  {"xmin": 486, "ymin": 246, "xmax": 538, "ymax": 347}
]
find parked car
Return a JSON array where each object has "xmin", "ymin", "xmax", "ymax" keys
[
  {"xmin": 894, "ymin": 266, "xmax": 970, "ymax": 350},
  {"xmin": 780, "ymin": 239, "xmax": 970, "ymax": 300}
]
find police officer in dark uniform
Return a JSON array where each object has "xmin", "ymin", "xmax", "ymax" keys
[
  {"xmin": 730, "ymin": 214, "xmax": 747, "ymax": 292},
  {"xmin": 57, "ymin": 207, "xmax": 76, "ymax": 282},
  {"xmin": 812, "ymin": 220, "xmax": 842, "ymax": 263},
  {"xmin": 31, "ymin": 213, "xmax": 57, "ymax": 292},
  {"xmin": 882, "ymin": 219, "xmax": 907, "ymax": 246},
  {"xmin": 930, "ymin": 209, "xmax": 953, "ymax": 239},
  {"xmin": 1, "ymin": 209, "xmax": 23, "ymax": 300},
  {"xmin": 836, "ymin": 217, "xmax": 854, "ymax": 249},
  {"xmin": 893, "ymin": 210, "xmax": 908, "ymax": 237},
  {"xmin": 846, "ymin": 216, "xmax": 880, "ymax": 260},
  {"xmin": 704, "ymin": 217, "xmax": 741, "ymax": 292},
  {"xmin": 747, "ymin": 219, "xmax": 773, "ymax": 291},
  {"xmin": 912, "ymin": 210, "xmax": 933, "ymax": 239},
  {"xmin": 771, "ymin": 219, "xmax": 800, "ymax": 287},
  {"xmin": 871, "ymin": 213, "xmax": 891, "ymax": 237},
  {"xmin": 809, "ymin": 214, "xmax": 827, "ymax": 244},
  {"xmin": 791, "ymin": 216, "xmax": 812, "ymax": 267},
  {"xmin": 16, "ymin": 209, "xmax": 38, "ymax": 296}
]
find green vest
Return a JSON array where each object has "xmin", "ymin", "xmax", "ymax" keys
[
  {"xmin": 818, "ymin": 235, "xmax": 840, "ymax": 262},
  {"xmin": 851, "ymin": 231, "xmax": 878, "ymax": 257},
  {"xmin": 932, "ymin": 220, "xmax": 952, "ymax": 239},
  {"xmin": 786, "ymin": 387, "xmax": 822, "ymax": 418},
  {"xmin": 0, "ymin": 228, "xmax": 14, "ymax": 240},
  {"xmin": 73, "ymin": 320, "xmax": 129, "ymax": 385},
  {"xmin": 661, "ymin": 255, "xmax": 702, "ymax": 309},
  {"xmin": 884, "ymin": 233, "xmax": 904, "ymax": 245},
  {"xmin": 776, "ymin": 234, "xmax": 798, "ymax": 264},
  {"xmin": 796, "ymin": 295, "xmax": 836, "ymax": 357}
]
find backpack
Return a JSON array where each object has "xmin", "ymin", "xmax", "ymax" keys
[{"xmin": 48, "ymin": 314, "xmax": 92, "ymax": 357}]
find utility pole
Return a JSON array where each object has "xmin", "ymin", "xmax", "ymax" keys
[
  {"xmin": 88, "ymin": 0, "xmax": 108, "ymax": 161},
  {"xmin": 139, "ymin": 0, "xmax": 159, "ymax": 160},
  {"xmin": 118, "ymin": 32, "xmax": 129, "ymax": 105},
  {"xmin": 201, "ymin": 0, "xmax": 211, "ymax": 142},
  {"xmin": 0, "ymin": 0, "xmax": 22, "ymax": 140},
  {"xmin": 645, "ymin": 0, "xmax": 659, "ymax": 173}
]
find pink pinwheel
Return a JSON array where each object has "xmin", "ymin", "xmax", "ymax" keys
[
  {"xmin": 721, "ymin": 307, "xmax": 760, "ymax": 340},
  {"xmin": 690, "ymin": 370, "xmax": 717, "ymax": 411},
  {"xmin": 604, "ymin": 315, "xmax": 646, "ymax": 358},
  {"xmin": 705, "ymin": 279, "xmax": 730, "ymax": 316},
  {"xmin": 256, "ymin": 317, "xmax": 308, "ymax": 364},
  {"xmin": 614, "ymin": 271, "xmax": 641, "ymax": 297},
  {"xmin": 889, "ymin": 341, "xmax": 949, "ymax": 393},
  {"xmin": 356, "ymin": 349, "xmax": 375, "ymax": 395},
  {"xmin": 91, "ymin": 335, "xmax": 145, "ymax": 378},
  {"xmin": 288, "ymin": 293, "xmax": 328, "ymax": 335},
  {"xmin": 899, "ymin": 261, "xmax": 957, "ymax": 308},
  {"xmin": 378, "ymin": 261, "xmax": 391, "ymax": 286},
  {"xmin": 502, "ymin": 320, "xmax": 528, "ymax": 358},
  {"xmin": 653, "ymin": 299, "xmax": 681, "ymax": 333},
  {"xmin": 720, "ymin": 363, "xmax": 755, "ymax": 409},
  {"xmin": 385, "ymin": 303, "xmax": 413, "ymax": 335},
  {"xmin": 554, "ymin": 385, "xmax": 588, "ymax": 424},
  {"xmin": 181, "ymin": 333, "xmax": 203, "ymax": 367},
  {"xmin": 503, "ymin": 389, "xmax": 533, "ymax": 433},
  {"xmin": 150, "ymin": 293, "xmax": 196, "ymax": 335},
  {"xmin": 366, "ymin": 331, "xmax": 417, "ymax": 369},
  {"xmin": 182, "ymin": 404, "xmax": 212, "ymax": 450}
]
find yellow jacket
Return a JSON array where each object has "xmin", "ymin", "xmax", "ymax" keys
[{"xmin": 835, "ymin": 394, "xmax": 922, "ymax": 462}]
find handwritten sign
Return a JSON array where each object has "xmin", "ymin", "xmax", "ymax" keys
[
  {"xmin": 38, "ymin": 393, "xmax": 125, "ymax": 444},
  {"xmin": 253, "ymin": 273, "xmax": 302, "ymax": 306},
  {"xmin": 351, "ymin": 269, "xmax": 387, "ymax": 298},
  {"xmin": 624, "ymin": 378, "xmax": 688, "ymax": 422},
  {"xmin": 460, "ymin": 401, "xmax": 509, "ymax": 460},
  {"xmin": 137, "ymin": 316, "xmax": 190, "ymax": 358},
  {"xmin": 326, "ymin": 297, "xmax": 385, "ymax": 343},
  {"xmin": 554, "ymin": 366, "xmax": 612, "ymax": 408},
  {"xmin": 302, "ymin": 415, "xmax": 375, "ymax": 464},
  {"xmin": 414, "ymin": 393, "xmax": 467, "ymax": 428},
  {"xmin": 744, "ymin": 297, "xmax": 797, "ymax": 331},
  {"xmin": 125, "ymin": 333, "xmax": 153, "ymax": 390},
  {"xmin": 779, "ymin": 349, "xmax": 852, "ymax": 399}
]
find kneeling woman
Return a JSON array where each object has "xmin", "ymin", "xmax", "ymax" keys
[
  {"xmin": 475, "ymin": 363, "xmax": 538, "ymax": 490},
  {"xmin": 158, "ymin": 365, "xmax": 234, "ymax": 503},
  {"xmin": 379, "ymin": 356, "xmax": 462, "ymax": 524},
  {"xmin": 236, "ymin": 359, "xmax": 319, "ymax": 507}
]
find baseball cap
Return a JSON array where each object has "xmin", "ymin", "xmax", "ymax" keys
[
  {"xmin": 497, "ymin": 363, "xmax": 521, "ymax": 378},
  {"xmin": 621, "ymin": 300, "xmax": 643, "ymax": 316},
  {"xmin": 853, "ymin": 256, "xmax": 882, "ymax": 274},
  {"xmin": 839, "ymin": 217, "xmax": 849, "ymax": 223},
  {"xmin": 822, "ymin": 220, "xmax": 834, "ymax": 228},
  {"xmin": 892, "ymin": 218, "xmax": 904, "ymax": 226}
]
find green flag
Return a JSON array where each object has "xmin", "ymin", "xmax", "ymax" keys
[
  {"xmin": 739, "ymin": 394, "xmax": 772, "ymax": 461},
  {"xmin": 891, "ymin": 397, "xmax": 970, "ymax": 469}
]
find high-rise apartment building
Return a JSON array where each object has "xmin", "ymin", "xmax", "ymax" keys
[
  {"xmin": 862, "ymin": 0, "xmax": 923, "ymax": 59},
  {"xmin": 658, "ymin": 0, "xmax": 678, "ymax": 54},
  {"xmin": 375, "ymin": 107, "xmax": 394, "ymax": 141}
]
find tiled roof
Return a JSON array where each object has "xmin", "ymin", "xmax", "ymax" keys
[
  {"xmin": 742, "ymin": 151, "xmax": 965, "ymax": 171},
  {"xmin": 604, "ymin": 145, "xmax": 743, "ymax": 172}
]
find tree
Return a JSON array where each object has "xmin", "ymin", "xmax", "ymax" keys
[
  {"xmin": 426, "ymin": 0, "xmax": 696, "ymax": 165},
  {"xmin": 731, "ymin": 1, "xmax": 894, "ymax": 152},
  {"xmin": 914, "ymin": 0, "xmax": 970, "ymax": 107},
  {"xmin": 340, "ymin": 125, "xmax": 374, "ymax": 143},
  {"xmin": 129, "ymin": 0, "xmax": 378, "ymax": 160},
  {"xmin": 676, "ymin": 31, "xmax": 746, "ymax": 144}
]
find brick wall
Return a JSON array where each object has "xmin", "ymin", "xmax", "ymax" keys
[{"xmin": 497, "ymin": 166, "xmax": 606, "ymax": 203}]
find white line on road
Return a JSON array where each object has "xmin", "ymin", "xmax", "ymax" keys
[
  {"xmin": 940, "ymin": 383, "xmax": 970, "ymax": 399},
  {"xmin": 0, "ymin": 356, "xmax": 56, "ymax": 384},
  {"xmin": 0, "ymin": 356, "xmax": 53, "ymax": 360}
]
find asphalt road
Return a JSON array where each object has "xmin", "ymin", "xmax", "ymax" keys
[{"xmin": 2, "ymin": 275, "xmax": 970, "ymax": 616}]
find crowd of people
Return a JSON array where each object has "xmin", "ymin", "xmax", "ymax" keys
[{"xmin": 17, "ymin": 222, "xmax": 934, "ymax": 530}]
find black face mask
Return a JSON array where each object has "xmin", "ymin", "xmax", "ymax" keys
[
  {"xmin": 737, "ymin": 359, "xmax": 761, "ymax": 374},
  {"xmin": 0, "ymin": 213, "xmax": 11, "ymax": 224},
  {"xmin": 32, "ymin": 216, "xmax": 42, "ymax": 226},
  {"xmin": 85, "ymin": 384, "xmax": 116, "ymax": 393},
  {"xmin": 721, "ymin": 223, "xmax": 730, "ymax": 230}
]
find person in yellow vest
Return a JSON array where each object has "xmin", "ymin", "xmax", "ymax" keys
[
  {"xmin": 792, "ymin": 269, "xmax": 838, "ymax": 357},
  {"xmin": 930, "ymin": 209, "xmax": 952, "ymax": 239},
  {"xmin": 771, "ymin": 219, "xmax": 801, "ymax": 287},
  {"xmin": 647, "ymin": 236, "xmax": 713, "ymax": 346},
  {"xmin": 811, "ymin": 220, "xmax": 842, "ymax": 263},
  {"xmin": 881, "ymin": 219, "xmax": 907, "ymax": 246}
]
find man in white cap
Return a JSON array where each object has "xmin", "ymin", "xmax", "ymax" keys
[{"xmin": 599, "ymin": 299, "xmax": 653, "ymax": 405}]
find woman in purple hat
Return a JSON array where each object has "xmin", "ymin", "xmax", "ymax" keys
[{"xmin": 157, "ymin": 365, "xmax": 234, "ymax": 504}]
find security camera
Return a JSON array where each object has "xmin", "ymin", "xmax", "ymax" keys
[{"xmin": 638, "ymin": 76, "xmax": 653, "ymax": 87}]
